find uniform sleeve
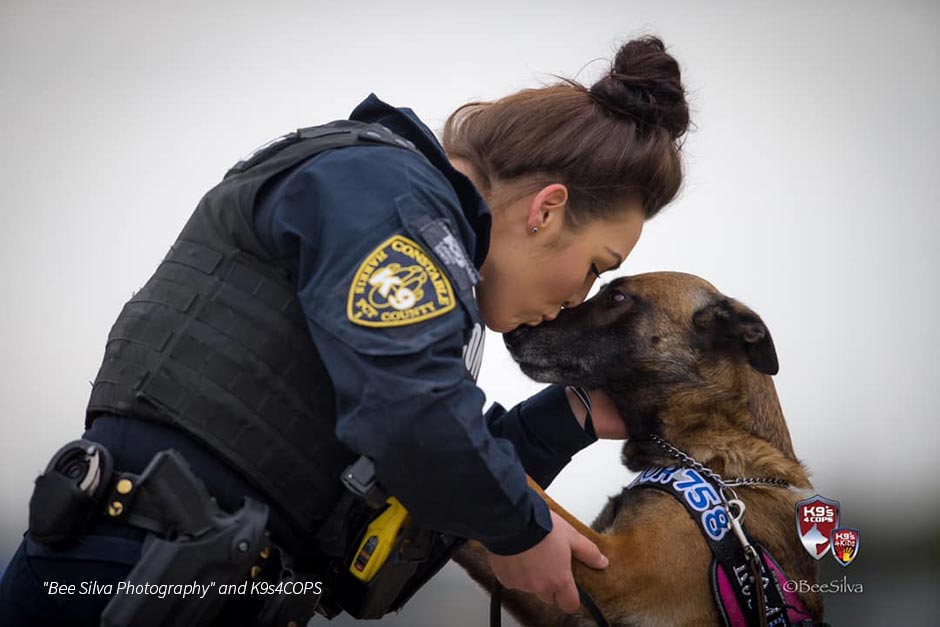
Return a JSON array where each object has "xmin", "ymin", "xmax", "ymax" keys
[
  {"xmin": 253, "ymin": 145, "xmax": 553, "ymax": 555},
  {"xmin": 485, "ymin": 385, "xmax": 597, "ymax": 490}
]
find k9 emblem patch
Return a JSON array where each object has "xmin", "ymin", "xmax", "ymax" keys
[
  {"xmin": 795, "ymin": 495, "xmax": 840, "ymax": 560},
  {"xmin": 347, "ymin": 234, "xmax": 456, "ymax": 327}
]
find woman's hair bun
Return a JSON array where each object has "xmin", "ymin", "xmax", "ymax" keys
[{"xmin": 589, "ymin": 36, "xmax": 689, "ymax": 140}]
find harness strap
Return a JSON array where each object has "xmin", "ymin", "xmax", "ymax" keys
[
  {"xmin": 489, "ymin": 582, "xmax": 610, "ymax": 627},
  {"xmin": 630, "ymin": 466, "xmax": 800, "ymax": 627}
]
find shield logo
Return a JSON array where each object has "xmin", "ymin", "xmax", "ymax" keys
[
  {"xmin": 795, "ymin": 495, "xmax": 840, "ymax": 559},
  {"xmin": 830, "ymin": 527, "xmax": 860, "ymax": 567}
]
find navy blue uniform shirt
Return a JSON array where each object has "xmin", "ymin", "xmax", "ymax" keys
[{"xmin": 252, "ymin": 93, "xmax": 598, "ymax": 555}]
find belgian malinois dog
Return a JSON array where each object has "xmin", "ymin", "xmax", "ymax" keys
[{"xmin": 453, "ymin": 272, "xmax": 825, "ymax": 626}]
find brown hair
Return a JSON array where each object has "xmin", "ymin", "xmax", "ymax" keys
[{"xmin": 442, "ymin": 36, "xmax": 690, "ymax": 228}]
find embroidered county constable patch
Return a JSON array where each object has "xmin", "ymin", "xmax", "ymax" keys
[{"xmin": 347, "ymin": 234, "xmax": 456, "ymax": 327}]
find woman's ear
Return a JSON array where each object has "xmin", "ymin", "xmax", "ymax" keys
[{"xmin": 526, "ymin": 183, "xmax": 569, "ymax": 235}]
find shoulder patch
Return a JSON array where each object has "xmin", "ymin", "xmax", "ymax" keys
[{"xmin": 346, "ymin": 234, "xmax": 457, "ymax": 327}]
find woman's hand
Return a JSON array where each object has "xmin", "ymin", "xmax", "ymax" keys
[
  {"xmin": 565, "ymin": 387, "xmax": 628, "ymax": 439},
  {"xmin": 486, "ymin": 511, "xmax": 609, "ymax": 613},
  {"xmin": 587, "ymin": 388, "xmax": 628, "ymax": 439}
]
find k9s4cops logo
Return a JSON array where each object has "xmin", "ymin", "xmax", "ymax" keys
[
  {"xmin": 795, "ymin": 495, "xmax": 861, "ymax": 565},
  {"xmin": 795, "ymin": 495, "xmax": 840, "ymax": 559}
]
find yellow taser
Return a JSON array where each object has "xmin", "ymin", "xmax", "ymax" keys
[{"xmin": 349, "ymin": 497, "xmax": 410, "ymax": 582}]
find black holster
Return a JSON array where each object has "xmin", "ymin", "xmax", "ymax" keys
[
  {"xmin": 27, "ymin": 440, "xmax": 321, "ymax": 627},
  {"xmin": 98, "ymin": 446, "xmax": 270, "ymax": 626}
]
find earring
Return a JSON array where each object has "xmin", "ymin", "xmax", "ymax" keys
[{"xmin": 531, "ymin": 227, "xmax": 539, "ymax": 234}]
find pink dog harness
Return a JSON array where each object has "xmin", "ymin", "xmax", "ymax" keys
[
  {"xmin": 630, "ymin": 461, "xmax": 819, "ymax": 627},
  {"xmin": 711, "ymin": 542, "xmax": 814, "ymax": 626}
]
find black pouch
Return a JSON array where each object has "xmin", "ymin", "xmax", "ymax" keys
[
  {"xmin": 28, "ymin": 439, "xmax": 113, "ymax": 545},
  {"xmin": 329, "ymin": 519, "xmax": 465, "ymax": 619}
]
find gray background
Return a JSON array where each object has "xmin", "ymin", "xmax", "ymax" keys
[{"xmin": 1, "ymin": 0, "xmax": 938, "ymax": 624}]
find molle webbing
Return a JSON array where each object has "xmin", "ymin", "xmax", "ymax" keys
[{"xmin": 86, "ymin": 120, "xmax": 427, "ymax": 536}]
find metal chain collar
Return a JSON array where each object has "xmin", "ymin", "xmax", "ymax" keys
[{"xmin": 648, "ymin": 434, "xmax": 791, "ymax": 506}]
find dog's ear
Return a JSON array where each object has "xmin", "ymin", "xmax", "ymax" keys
[{"xmin": 692, "ymin": 298, "xmax": 779, "ymax": 375}]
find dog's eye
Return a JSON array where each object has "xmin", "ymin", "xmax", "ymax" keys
[{"xmin": 607, "ymin": 289, "xmax": 630, "ymax": 306}]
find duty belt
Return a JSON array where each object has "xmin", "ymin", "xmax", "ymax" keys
[{"xmin": 27, "ymin": 439, "xmax": 321, "ymax": 626}]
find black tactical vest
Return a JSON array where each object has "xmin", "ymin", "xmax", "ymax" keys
[{"xmin": 85, "ymin": 121, "xmax": 431, "ymax": 536}]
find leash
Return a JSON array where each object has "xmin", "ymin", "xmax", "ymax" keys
[
  {"xmin": 488, "ymin": 386, "xmax": 610, "ymax": 627},
  {"xmin": 489, "ymin": 582, "xmax": 610, "ymax": 627}
]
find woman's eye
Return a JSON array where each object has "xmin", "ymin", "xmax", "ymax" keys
[{"xmin": 607, "ymin": 289, "xmax": 629, "ymax": 306}]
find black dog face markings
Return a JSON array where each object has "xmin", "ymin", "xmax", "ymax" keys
[
  {"xmin": 502, "ymin": 274, "xmax": 705, "ymax": 393},
  {"xmin": 502, "ymin": 278, "xmax": 644, "ymax": 387}
]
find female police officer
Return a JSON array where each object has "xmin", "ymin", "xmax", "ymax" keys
[{"xmin": 0, "ymin": 36, "xmax": 689, "ymax": 625}]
